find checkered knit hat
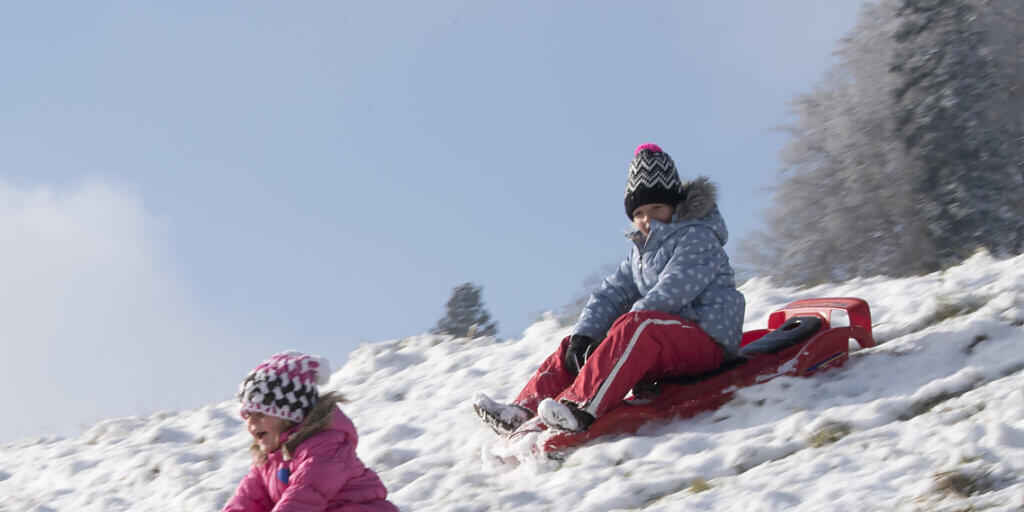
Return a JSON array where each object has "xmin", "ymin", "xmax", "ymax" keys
[
  {"xmin": 624, "ymin": 143, "xmax": 685, "ymax": 219},
  {"xmin": 238, "ymin": 351, "xmax": 332, "ymax": 423}
]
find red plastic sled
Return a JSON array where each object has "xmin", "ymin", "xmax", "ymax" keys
[{"xmin": 501, "ymin": 297, "xmax": 875, "ymax": 457}]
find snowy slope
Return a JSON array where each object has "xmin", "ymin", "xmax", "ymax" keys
[{"xmin": 2, "ymin": 252, "xmax": 1022, "ymax": 511}]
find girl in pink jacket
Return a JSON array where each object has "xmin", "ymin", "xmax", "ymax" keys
[{"xmin": 222, "ymin": 352, "xmax": 399, "ymax": 512}]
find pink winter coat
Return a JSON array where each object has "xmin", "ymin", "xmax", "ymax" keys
[{"xmin": 222, "ymin": 394, "xmax": 398, "ymax": 512}]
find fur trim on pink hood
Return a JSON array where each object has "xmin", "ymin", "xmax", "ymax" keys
[{"xmin": 222, "ymin": 394, "xmax": 398, "ymax": 512}]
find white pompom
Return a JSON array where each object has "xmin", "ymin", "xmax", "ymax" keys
[{"xmin": 308, "ymin": 354, "xmax": 332, "ymax": 385}]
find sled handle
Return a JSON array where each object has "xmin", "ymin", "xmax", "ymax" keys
[{"xmin": 769, "ymin": 297, "xmax": 872, "ymax": 339}]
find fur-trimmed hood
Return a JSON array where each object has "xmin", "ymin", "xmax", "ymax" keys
[
  {"xmin": 250, "ymin": 391, "xmax": 348, "ymax": 465},
  {"xmin": 672, "ymin": 176, "xmax": 718, "ymax": 223},
  {"xmin": 627, "ymin": 176, "xmax": 727, "ymax": 247}
]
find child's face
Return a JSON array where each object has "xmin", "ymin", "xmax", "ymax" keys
[
  {"xmin": 632, "ymin": 203, "xmax": 675, "ymax": 237},
  {"xmin": 244, "ymin": 412, "xmax": 292, "ymax": 453}
]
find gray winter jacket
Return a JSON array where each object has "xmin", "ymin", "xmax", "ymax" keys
[{"xmin": 572, "ymin": 177, "xmax": 746, "ymax": 359}]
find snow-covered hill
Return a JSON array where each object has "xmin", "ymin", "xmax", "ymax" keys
[{"xmin": 2, "ymin": 252, "xmax": 1022, "ymax": 511}]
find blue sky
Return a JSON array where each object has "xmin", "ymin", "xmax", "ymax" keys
[{"xmin": 0, "ymin": 2, "xmax": 862, "ymax": 440}]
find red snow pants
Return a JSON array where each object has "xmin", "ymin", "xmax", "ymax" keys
[{"xmin": 514, "ymin": 310, "xmax": 724, "ymax": 418}]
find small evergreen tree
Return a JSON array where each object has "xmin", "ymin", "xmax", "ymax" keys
[{"xmin": 432, "ymin": 282, "xmax": 498, "ymax": 338}]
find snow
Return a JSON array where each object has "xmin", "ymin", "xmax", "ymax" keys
[{"xmin": 2, "ymin": 251, "xmax": 1023, "ymax": 511}]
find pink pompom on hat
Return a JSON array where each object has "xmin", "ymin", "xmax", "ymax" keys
[
  {"xmin": 634, "ymin": 142, "xmax": 662, "ymax": 155},
  {"xmin": 238, "ymin": 351, "xmax": 332, "ymax": 423}
]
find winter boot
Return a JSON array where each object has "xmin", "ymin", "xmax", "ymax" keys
[
  {"xmin": 472, "ymin": 393, "xmax": 534, "ymax": 435},
  {"xmin": 537, "ymin": 398, "xmax": 595, "ymax": 432}
]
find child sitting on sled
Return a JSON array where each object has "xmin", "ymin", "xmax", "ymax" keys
[
  {"xmin": 474, "ymin": 143, "xmax": 745, "ymax": 433},
  {"xmin": 222, "ymin": 351, "xmax": 398, "ymax": 512}
]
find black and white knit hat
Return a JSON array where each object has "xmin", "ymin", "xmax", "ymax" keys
[
  {"xmin": 624, "ymin": 143, "xmax": 685, "ymax": 219},
  {"xmin": 238, "ymin": 351, "xmax": 331, "ymax": 423}
]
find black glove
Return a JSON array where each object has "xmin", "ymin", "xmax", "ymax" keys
[{"xmin": 564, "ymin": 334, "xmax": 599, "ymax": 376}]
